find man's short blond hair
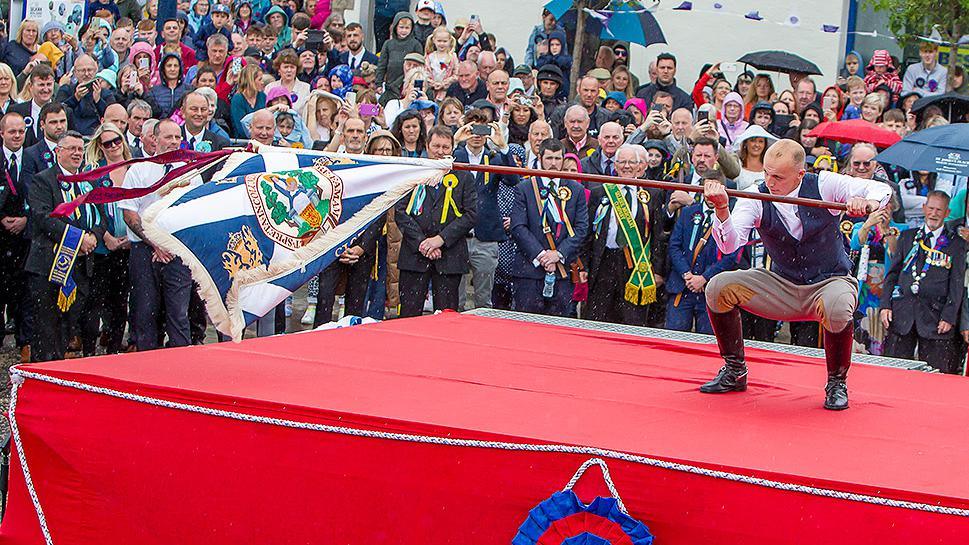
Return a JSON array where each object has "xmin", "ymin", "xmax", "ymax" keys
[{"xmin": 766, "ymin": 139, "xmax": 805, "ymax": 168}]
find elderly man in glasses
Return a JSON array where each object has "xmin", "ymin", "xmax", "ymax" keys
[{"xmin": 848, "ymin": 142, "xmax": 906, "ymax": 224}]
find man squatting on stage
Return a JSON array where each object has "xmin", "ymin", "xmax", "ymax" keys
[{"xmin": 700, "ymin": 139, "xmax": 891, "ymax": 410}]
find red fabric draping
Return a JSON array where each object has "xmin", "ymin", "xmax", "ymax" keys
[{"xmin": 3, "ymin": 312, "xmax": 969, "ymax": 544}]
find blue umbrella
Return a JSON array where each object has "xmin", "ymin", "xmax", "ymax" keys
[
  {"xmin": 546, "ymin": 0, "xmax": 666, "ymax": 48},
  {"xmin": 596, "ymin": 4, "xmax": 666, "ymax": 47},
  {"xmin": 876, "ymin": 124, "xmax": 969, "ymax": 176}
]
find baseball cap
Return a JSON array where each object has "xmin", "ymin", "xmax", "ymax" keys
[
  {"xmin": 587, "ymin": 68, "xmax": 611, "ymax": 81},
  {"xmin": 416, "ymin": 0, "xmax": 435, "ymax": 12},
  {"xmin": 513, "ymin": 64, "xmax": 531, "ymax": 77},
  {"xmin": 212, "ymin": 4, "xmax": 230, "ymax": 14}
]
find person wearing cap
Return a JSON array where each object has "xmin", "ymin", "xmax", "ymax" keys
[
  {"xmin": 446, "ymin": 60, "xmax": 488, "ymax": 107},
  {"xmin": 902, "ymin": 42, "xmax": 948, "ymax": 98},
  {"xmin": 412, "ymin": 0, "xmax": 436, "ymax": 48},
  {"xmin": 587, "ymin": 68, "xmax": 612, "ymax": 93},
  {"xmin": 193, "ymin": 3, "xmax": 233, "ymax": 61},
  {"xmin": 536, "ymin": 64, "xmax": 566, "ymax": 119},
  {"xmin": 525, "ymin": 8, "xmax": 566, "ymax": 68},
  {"xmin": 513, "ymin": 65, "xmax": 535, "ymax": 95},
  {"xmin": 376, "ymin": 12, "xmax": 422, "ymax": 104}
]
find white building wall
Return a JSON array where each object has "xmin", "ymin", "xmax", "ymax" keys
[{"xmin": 347, "ymin": 0, "xmax": 851, "ymax": 93}]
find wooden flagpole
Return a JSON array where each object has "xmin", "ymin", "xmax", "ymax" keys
[{"xmin": 450, "ymin": 162, "xmax": 850, "ymax": 212}]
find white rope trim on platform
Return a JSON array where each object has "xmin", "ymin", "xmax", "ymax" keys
[
  {"xmin": 564, "ymin": 458, "xmax": 629, "ymax": 515},
  {"xmin": 8, "ymin": 374, "xmax": 54, "ymax": 545},
  {"xmin": 8, "ymin": 366, "xmax": 969, "ymax": 545}
]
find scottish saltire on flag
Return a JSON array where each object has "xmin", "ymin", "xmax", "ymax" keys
[{"xmin": 142, "ymin": 147, "xmax": 449, "ymax": 340}]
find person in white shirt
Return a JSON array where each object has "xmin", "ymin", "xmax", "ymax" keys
[
  {"xmin": 700, "ymin": 139, "xmax": 891, "ymax": 410},
  {"xmin": 120, "ymin": 119, "xmax": 203, "ymax": 352}
]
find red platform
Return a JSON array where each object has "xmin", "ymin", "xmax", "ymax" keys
[{"xmin": 3, "ymin": 312, "xmax": 969, "ymax": 544}]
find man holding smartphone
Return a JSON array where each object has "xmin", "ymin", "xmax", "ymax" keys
[
  {"xmin": 55, "ymin": 55, "xmax": 115, "ymax": 136},
  {"xmin": 452, "ymin": 108, "xmax": 521, "ymax": 310}
]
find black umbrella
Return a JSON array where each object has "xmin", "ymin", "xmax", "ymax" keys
[
  {"xmin": 910, "ymin": 91, "xmax": 969, "ymax": 121},
  {"xmin": 736, "ymin": 50, "xmax": 822, "ymax": 75}
]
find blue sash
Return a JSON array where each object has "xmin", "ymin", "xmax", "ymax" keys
[{"xmin": 48, "ymin": 225, "xmax": 84, "ymax": 312}]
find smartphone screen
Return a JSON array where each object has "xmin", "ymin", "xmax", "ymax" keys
[{"xmin": 414, "ymin": 79, "xmax": 424, "ymax": 91}]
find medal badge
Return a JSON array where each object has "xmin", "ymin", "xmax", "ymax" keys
[
  {"xmin": 637, "ymin": 189, "xmax": 650, "ymax": 204},
  {"xmin": 557, "ymin": 186, "xmax": 572, "ymax": 202}
]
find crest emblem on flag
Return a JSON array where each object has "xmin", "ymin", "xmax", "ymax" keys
[{"xmin": 245, "ymin": 161, "xmax": 344, "ymax": 250}]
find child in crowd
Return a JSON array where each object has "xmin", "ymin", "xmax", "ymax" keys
[
  {"xmin": 842, "ymin": 76, "xmax": 866, "ymax": 120},
  {"xmin": 376, "ymin": 12, "xmax": 422, "ymax": 95},
  {"xmin": 534, "ymin": 30, "xmax": 571, "ymax": 75},
  {"xmin": 412, "ymin": 0, "xmax": 436, "ymax": 47},
  {"xmin": 424, "ymin": 26, "xmax": 458, "ymax": 101}
]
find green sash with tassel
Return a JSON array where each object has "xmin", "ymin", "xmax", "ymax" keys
[{"xmin": 603, "ymin": 183, "xmax": 656, "ymax": 305}]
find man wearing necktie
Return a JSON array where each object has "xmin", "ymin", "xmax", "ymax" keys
[
  {"xmin": 509, "ymin": 138, "xmax": 588, "ymax": 316},
  {"xmin": 395, "ymin": 127, "xmax": 478, "ymax": 317},
  {"xmin": 25, "ymin": 132, "xmax": 105, "ymax": 362},
  {"xmin": 584, "ymin": 145, "xmax": 665, "ymax": 326},
  {"xmin": 881, "ymin": 191, "xmax": 966, "ymax": 373},
  {"xmin": 579, "ymin": 121, "xmax": 623, "ymax": 179},
  {"xmin": 665, "ymin": 170, "xmax": 741, "ymax": 334},
  {"xmin": 0, "ymin": 113, "xmax": 31, "ymax": 361}
]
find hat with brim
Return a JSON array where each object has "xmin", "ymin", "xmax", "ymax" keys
[
  {"xmin": 508, "ymin": 78, "xmax": 525, "ymax": 96},
  {"xmin": 732, "ymin": 124, "xmax": 778, "ymax": 151}
]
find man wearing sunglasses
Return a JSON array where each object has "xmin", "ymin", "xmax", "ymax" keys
[{"xmin": 847, "ymin": 143, "xmax": 905, "ymax": 224}]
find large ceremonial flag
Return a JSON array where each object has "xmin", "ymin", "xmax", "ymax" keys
[{"xmin": 142, "ymin": 147, "xmax": 449, "ymax": 340}]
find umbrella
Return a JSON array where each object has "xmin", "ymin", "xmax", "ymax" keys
[
  {"xmin": 736, "ymin": 50, "xmax": 822, "ymax": 75},
  {"xmin": 876, "ymin": 123, "xmax": 969, "ymax": 177},
  {"xmin": 553, "ymin": 1, "xmax": 666, "ymax": 48},
  {"xmin": 806, "ymin": 119, "xmax": 901, "ymax": 149},
  {"xmin": 910, "ymin": 91, "xmax": 969, "ymax": 121},
  {"xmin": 595, "ymin": 5, "xmax": 666, "ymax": 47}
]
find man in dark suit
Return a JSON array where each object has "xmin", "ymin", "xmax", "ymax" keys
[
  {"xmin": 881, "ymin": 190, "xmax": 967, "ymax": 373},
  {"xmin": 0, "ymin": 112, "xmax": 31, "ymax": 361},
  {"xmin": 394, "ymin": 127, "xmax": 478, "ymax": 317},
  {"xmin": 510, "ymin": 138, "xmax": 589, "ymax": 316},
  {"xmin": 451, "ymin": 109, "xmax": 521, "ymax": 310},
  {"xmin": 25, "ymin": 131, "xmax": 106, "ymax": 362},
  {"xmin": 339, "ymin": 23, "xmax": 379, "ymax": 70},
  {"xmin": 21, "ymin": 103, "xmax": 67, "ymax": 186},
  {"xmin": 665, "ymin": 171, "xmax": 741, "ymax": 334},
  {"xmin": 182, "ymin": 92, "xmax": 231, "ymax": 153},
  {"xmin": 580, "ymin": 121, "xmax": 624, "ymax": 180},
  {"xmin": 312, "ymin": 218, "xmax": 385, "ymax": 326},
  {"xmin": 10, "ymin": 64, "xmax": 58, "ymax": 147},
  {"xmin": 584, "ymin": 145, "xmax": 665, "ymax": 326}
]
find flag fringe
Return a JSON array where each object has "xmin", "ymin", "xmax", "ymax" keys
[{"xmin": 143, "ymin": 148, "xmax": 447, "ymax": 342}]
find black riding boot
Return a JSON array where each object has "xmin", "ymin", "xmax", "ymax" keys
[
  {"xmin": 700, "ymin": 307, "xmax": 748, "ymax": 393},
  {"xmin": 823, "ymin": 324, "xmax": 853, "ymax": 410}
]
